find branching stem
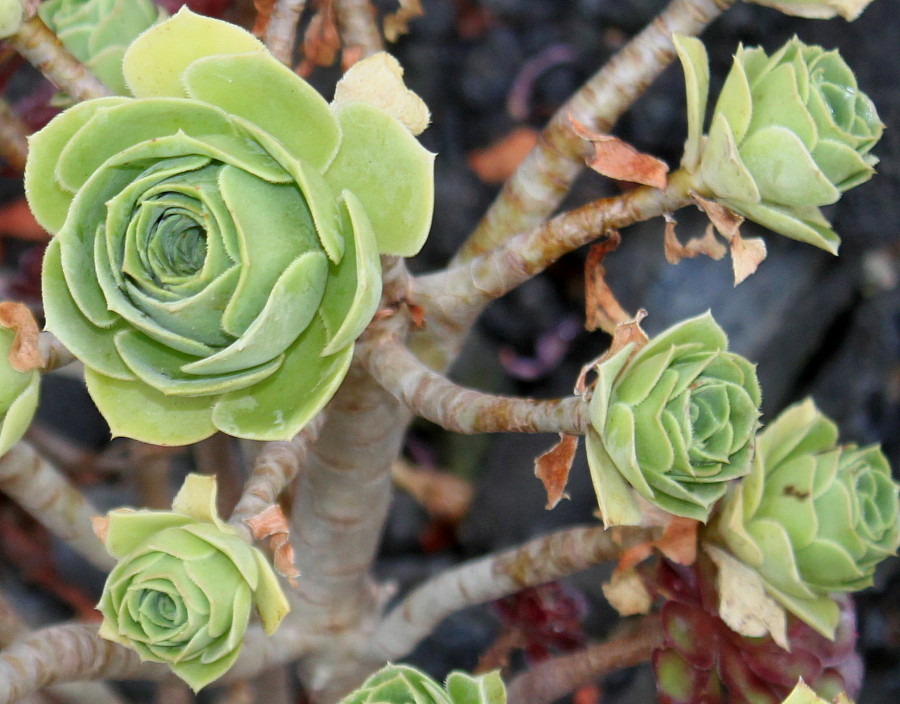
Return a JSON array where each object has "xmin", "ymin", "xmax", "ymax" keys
[{"xmin": 264, "ymin": 0, "xmax": 308, "ymax": 66}]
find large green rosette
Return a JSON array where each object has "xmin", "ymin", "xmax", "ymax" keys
[
  {"xmin": 586, "ymin": 313, "xmax": 761, "ymax": 526},
  {"xmin": 0, "ymin": 325, "xmax": 39, "ymax": 455},
  {"xmin": 340, "ymin": 664, "xmax": 506, "ymax": 704},
  {"xmin": 718, "ymin": 399, "xmax": 900, "ymax": 639},
  {"xmin": 674, "ymin": 35, "xmax": 882, "ymax": 254},
  {"xmin": 25, "ymin": 8, "xmax": 435, "ymax": 444},
  {"xmin": 39, "ymin": 0, "xmax": 165, "ymax": 95},
  {"xmin": 97, "ymin": 474, "xmax": 289, "ymax": 691}
]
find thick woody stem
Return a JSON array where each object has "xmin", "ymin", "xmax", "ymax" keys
[
  {"xmin": 357, "ymin": 331, "xmax": 589, "ymax": 435},
  {"xmin": 5, "ymin": 15, "xmax": 110, "ymax": 102},
  {"xmin": 455, "ymin": 0, "xmax": 733, "ymax": 262},
  {"xmin": 371, "ymin": 524, "xmax": 657, "ymax": 661},
  {"xmin": 0, "ymin": 98, "xmax": 29, "ymax": 172},
  {"xmin": 505, "ymin": 616, "xmax": 665, "ymax": 704},
  {"xmin": 228, "ymin": 413, "xmax": 325, "ymax": 540},
  {"xmin": 0, "ymin": 594, "xmax": 124, "ymax": 704},
  {"xmin": 264, "ymin": 0, "xmax": 308, "ymax": 66},
  {"xmin": 0, "ymin": 617, "xmax": 320, "ymax": 703},
  {"xmin": 412, "ymin": 171, "xmax": 694, "ymax": 367},
  {"xmin": 0, "ymin": 442, "xmax": 114, "ymax": 571},
  {"xmin": 334, "ymin": 0, "xmax": 383, "ymax": 61}
]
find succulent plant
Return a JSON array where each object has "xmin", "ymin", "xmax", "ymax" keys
[
  {"xmin": 96, "ymin": 474, "xmax": 289, "ymax": 690},
  {"xmin": 652, "ymin": 558, "xmax": 862, "ymax": 704},
  {"xmin": 586, "ymin": 313, "xmax": 761, "ymax": 526},
  {"xmin": 341, "ymin": 665, "xmax": 506, "ymax": 704},
  {"xmin": 718, "ymin": 399, "xmax": 900, "ymax": 638},
  {"xmin": 674, "ymin": 35, "xmax": 883, "ymax": 254},
  {"xmin": 38, "ymin": 0, "xmax": 166, "ymax": 95},
  {"xmin": 0, "ymin": 322, "xmax": 39, "ymax": 455},
  {"xmin": 0, "ymin": 0, "xmax": 24, "ymax": 37},
  {"xmin": 743, "ymin": 0, "xmax": 874, "ymax": 21},
  {"xmin": 25, "ymin": 8, "xmax": 434, "ymax": 445}
]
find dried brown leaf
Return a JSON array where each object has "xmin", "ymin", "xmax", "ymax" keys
[
  {"xmin": 690, "ymin": 193, "xmax": 767, "ymax": 284},
  {"xmin": 303, "ymin": 1, "xmax": 340, "ymax": 68},
  {"xmin": 252, "ymin": 0, "xmax": 277, "ymax": 36},
  {"xmin": 467, "ymin": 127, "xmax": 539, "ymax": 184},
  {"xmin": 663, "ymin": 216, "xmax": 727, "ymax": 265},
  {"xmin": 601, "ymin": 567, "xmax": 652, "ymax": 616},
  {"xmin": 91, "ymin": 515, "xmax": 109, "ymax": 543},
  {"xmin": 533, "ymin": 434, "xmax": 578, "ymax": 510},
  {"xmin": 392, "ymin": 459, "xmax": 474, "ymax": 522},
  {"xmin": 584, "ymin": 231, "xmax": 630, "ymax": 334},
  {"xmin": 246, "ymin": 504, "xmax": 299, "ymax": 587},
  {"xmin": 571, "ymin": 116, "xmax": 668, "ymax": 189},
  {"xmin": 0, "ymin": 301, "xmax": 41, "ymax": 372},
  {"xmin": 607, "ymin": 309, "xmax": 649, "ymax": 360},
  {"xmin": 654, "ymin": 516, "xmax": 698, "ymax": 565},
  {"xmin": 383, "ymin": 0, "xmax": 423, "ymax": 42}
]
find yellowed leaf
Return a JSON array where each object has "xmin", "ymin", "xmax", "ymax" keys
[
  {"xmin": 704, "ymin": 544, "xmax": 789, "ymax": 650},
  {"xmin": 602, "ymin": 567, "xmax": 652, "ymax": 616},
  {"xmin": 383, "ymin": 0, "xmax": 423, "ymax": 42},
  {"xmin": 571, "ymin": 116, "xmax": 669, "ymax": 189},
  {"xmin": 534, "ymin": 434, "xmax": 578, "ymax": 510},
  {"xmin": 0, "ymin": 301, "xmax": 41, "ymax": 372}
]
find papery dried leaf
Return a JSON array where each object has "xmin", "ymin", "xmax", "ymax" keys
[
  {"xmin": 534, "ymin": 434, "xmax": 578, "ymax": 510},
  {"xmin": 571, "ymin": 116, "xmax": 668, "ymax": 189},
  {"xmin": 246, "ymin": 504, "xmax": 299, "ymax": 587},
  {"xmin": 602, "ymin": 567, "xmax": 652, "ymax": 616},
  {"xmin": 252, "ymin": 0, "xmax": 277, "ymax": 36},
  {"xmin": 663, "ymin": 216, "xmax": 727, "ymax": 264},
  {"xmin": 303, "ymin": 2, "xmax": 340, "ymax": 67},
  {"xmin": 0, "ymin": 302, "xmax": 41, "ymax": 372},
  {"xmin": 705, "ymin": 544, "xmax": 789, "ymax": 651},
  {"xmin": 584, "ymin": 232, "xmax": 630, "ymax": 333},
  {"xmin": 392, "ymin": 459, "xmax": 473, "ymax": 522},
  {"xmin": 383, "ymin": 0, "xmax": 423, "ymax": 42},
  {"xmin": 607, "ymin": 309, "xmax": 649, "ymax": 359},
  {"xmin": 692, "ymin": 193, "xmax": 767, "ymax": 285},
  {"xmin": 655, "ymin": 516, "xmax": 699, "ymax": 565},
  {"xmin": 91, "ymin": 515, "xmax": 110, "ymax": 543},
  {"xmin": 468, "ymin": 127, "xmax": 538, "ymax": 184}
]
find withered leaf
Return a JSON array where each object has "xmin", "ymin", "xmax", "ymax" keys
[
  {"xmin": 571, "ymin": 116, "xmax": 669, "ymax": 189},
  {"xmin": 467, "ymin": 127, "xmax": 538, "ymax": 184},
  {"xmin": 252, "ymin": 0, "xmax": 277, "ymax": 36},
  {"xmin": 691, "ymin": 193, "xmax": 767, "ymax": 285},
  {"xmin": 392, "ymin": 459, "xmax": 473, "ymax": 522},
  {"xmin": 303, "ymin": 1, "xmax": 340, "ymax": 68},
  {"xmin": 602, "ymin": 567, "xmax": 652, "ymax": 616},
  {"xmin": 383, "ymin": 0, "xmax": 423, "ymax": 42},
  {"xmin": 663, "ymin": 216, "xmax": 727, "ymax": 265},
  {"xmin": 0, "ymin": 301, "xmax": 42, "ymax": 372},
  {"xmin": 584, "ymin": 231, "xmax": 630, "ymax": 334},
  {"xmin": 91, "ymin": 515, "xmax": 110, "ymax": 543},
  {"xmin": 246, "ymin": 504, "xmax": 300, "ymax": 587},
  {"xmin": 534, "ymin": 434, "xmax": 578, "ymax": 510}
]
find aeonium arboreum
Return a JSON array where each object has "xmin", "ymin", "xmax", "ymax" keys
[
  {"xmin": 586, "ymin": 313, "xmax": 761, "ymax": 526},
  {"xmin": 674, "ymin": 35, "xmax": 882, "ymax": 254},
  {"xmin": 717, "ymin": 399, "xmax": 900, "ymax": 639},
  {"xmin": 25, "ymin": 8, "xmax": 434, "ymax": 445},
  {"xmin": 96, "ymin": 474, "xmax": 289, "ymax": 691},
  {"xmin": 0, "ymin": 303, "xmax": 40, "ymax": 455}
]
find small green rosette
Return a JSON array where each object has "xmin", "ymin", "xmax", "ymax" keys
[
  {"xmin": 26, "ymin": 8, "xmax": 434, "ymax": 445},
  {"xmin": 38, "ymin": 0, "xmax": 166, "ymax": 95},
  {"xmin": 0, "ymin": 325, "xmax": 39, "ymax": 456},
  {"xmin": 341, "ymin": 664, "xmax": 506, "ymax": 704},
  {"xmin": 97, "ymin": 474, "xmax": 289, "ymax": 691},
  {"xmin": 586, "ymin": 313, "xmax": 761, "ymax": 526},
  {"xmin": 718, "ymin": 399, "xmax": 900, "ymax": 639},
  {"xmin": 674, "ymin": 35, "xmax": 883, "ymax": 254}
]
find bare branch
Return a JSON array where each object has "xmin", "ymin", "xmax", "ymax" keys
[
  {"xmin": 264, "ymin": 0, "xmax": 308, "ymax": 66},
  {"xmin": 4, "ymin": 15, "xmax": 110, "ymax": 102},
  {"xmin": 0, "ymin": 442, "xmax": 114, "ymax": 571},
  {"xmin": 334, "ymin": 0, "xmax": 383, "ymax": 62},
  {"xmin": 228, "ymin": 413, "xmax": 325, "ymax": 539},
  {"xmin": 0, "ymin": 98, "xmax": 29, "ymax": 172},
  {"xmin": 455, "ymin": 0, "xmax": 734, "ymax": 262},
  {"xmin": 371, "ymin": 524, "xmax": 657, "ymax": 660},
  {"xmin": 357, "ymin": 331, "xmax": 589, "ymax": 435},
  {"xmin": 505, "ymin": 616, "xmax": 665, "ymax": 704}
]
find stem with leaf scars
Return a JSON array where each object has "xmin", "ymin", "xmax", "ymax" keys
[
  {"xmin": 4, "ymin": 15, "xmax": 110, "ymax": 102},
  {"xmin": 0, "ymin": 617, "xmax": 322, "ymax": 702},
  {"xmin": 264, "ymin": 0, "xmax": 308, "ymax": 66},
  {"xmin": 370, "ymin": 524, "xmax": 658, "ymax": 661},
  {"xmin": 357, "ymin": 330, "xmax": 589, "ymax": 435},
  {"xmin": 228, "ymin": 412, "xmax": 325, "ymax": 540},
  {"xmin": 505, "ymin": 616, "xmax": 665, "ymax": 704},
  {"xmin": 0, "ymin": 98, "xmax": 29, "ymax": 172},
  {"xmin": 0, "ymin": 442, "xmax": 114, "ymax": 570},
  {"xmin": 335, "ymin": 0, "xmax": 383, "ymax": 62},
  {"xmin": 454, "ymin": 0, "xmax": 734, "ymax": 263},
  {"xmin": 412, "ymin": 170, "xmax": 694, "ymax": 366}
]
